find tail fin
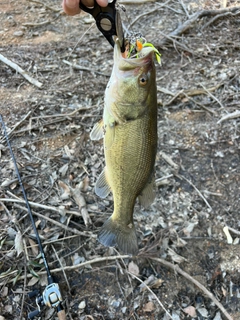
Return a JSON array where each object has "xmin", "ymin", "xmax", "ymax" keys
[{"xmin": 98, "ymin": 217, "xmax": 138, "ymax": 255}]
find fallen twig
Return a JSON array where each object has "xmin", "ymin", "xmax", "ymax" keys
[
  {"xmin": 182, "ymin": 92, "xmax": 217, "ymax": 114},
  {"xmin": 15, "ymin": 204, "xmax": 94, "ymax": 238},
  {"xmin": 0, "ymin": 111, "xmax": 32, "ymax": 143},
  {"xmin": 11, "ymin": 252, "xmax": 234, "ymax": 320},
  {"xmin": 52, "ymin": 245, "xmax": 71, "ymax": 292},
  {"xmin": 217, "ymin": 110, "xmax": 240, "ymax": 124},
  {"xmin": 199, "ymin": 83, "xmax": 224, "ymax": 109},
  {"xmin": 161, "ymin": 82, "xmax": 224, "ymax": 113},
  {"xmin": 202, "ymin": 9, "xmax": 240, "ymax": 30},
  {"xmin": 0, "ymin": 197, "xmax": 82, "ymax": 217},
  {"xmin": 14, "ymin": 202, "xmax": 94, "ymax": 237},
  {"xmin": 126, "ymin": 270, "xmax": 173, "ymax": 319},
  {"xmin": 62, "ymin": 59, "xmax": 109, "ymax": 76},
  {"xmin": 17, "ymin": 255, "xmax": 131, "ymax": 279},
  {"xmin": 158, "ymin": 29, "xmax": 194, "ymax": 53},
  {"xmin": 160, "ymin": 151, "xmax": 179, "ymax": 171},
  {"xmin": 155, "ymin": 174, "xmax": 173, "ymax": 187},
  {"xmin": 147, "ymin": 257, "xmax": 234, "ymax": 320},
  {"xmin": 119, "ymin": 0, "xmax": 156, "ymax": 3},
  {"xmin": 158, "ymin": 6, "xmax": 240, "ymax": 47},
  {"xmin": 158, "ymin": 83, "xmax": 224, "ymax": 105},
  {"xmin": 127, "ymin": 0, "xmax": 171, "ymax": 29},
  {"xmin": 226, "ymin": 226, "xmax": 240, "ymax": 236},
  {"xmin": 27, "ymin": 0, "xmax": 61, "ymax": 12},
  {"xmin": 0, "ymin": 53, "xmax": 43, "ymax": 88},
  {"xmin": 30, "ymin": 105, "xmax": 93, "ymax": 119},
  {"xmin": 22, "ymin": 20, "xmax": 51, "ymax": 27},
  {"xmin": 178, "ymin": 0, "xmax": 190, "ymax": 18},
  {"xmin": 0, "ymin": 197, "xmax": 92, "ymax": 237},
  {"xmin": 175, "ymin": 174, "xmax": 212, "ymax": 211}
]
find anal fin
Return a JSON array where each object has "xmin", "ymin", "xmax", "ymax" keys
[
  {"xmin": 95, "ymin": 167, "xmax": 111, "ymax": 198},
  {"xmin": 138, "ymin": 177, "xmax": 155, "ymax": 208}
]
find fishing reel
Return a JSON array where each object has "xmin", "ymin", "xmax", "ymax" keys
[{"xmin": 28, "ymin": 283, "xmax": 64, "ymax": 319}]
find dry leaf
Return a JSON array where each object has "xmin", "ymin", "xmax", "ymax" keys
[
  {"xmin": 221, "ymin": 286, "xmax": 227, "ymax": 297},
  {"xmin": 139, "ymin": 275, "xmax": 164, "ymax": 292},
  {"xmin": 168, "ymin": 248, "xmax": 187, "ymax": 263},
  {"xmin": 28, "ymin": 238, "xmax": 38, "ymax": 256},
  {"xmin": 14, "ymin": 231, "xmax": 23, "ymax": 257},
  {"xmin": 71, "ymin": 252, "xmax": 85, "ymax": 265},
  {"xmin": 223, "ymin": 226, "xmax": 233, "ymax": 244},
  {"xmin": 143, "ymin": 301, "xmax": 155, "ymax": 312},
  {"xmin": 183, "ymin": 306, "xmax": 197, "ymax": 317},
  {"xmin": 1, "ymin": 287, "xmax": 8, "ymax": 297},
  {"xmin": 183, "ymin": 221, "xmax": 198, "ymax": 237},
  {"xmin": 152, "ymin": 278, "xmax": 164, "ymax": 289},
  {"xmin": 58, "ymin": 180, "xmax": 71, "ymax": 200},
  {"xmin": 59, "ymin": 163, "xmax": 69, "ymax": 177},
  {"xmin": 27, "ymin": 277, "xmax": 39, "ymax": 286},
  {"xmin": 213, "ymin": 311, "xmax": 222, "ymax": 320},
  {"xmin": 4, "ymin": 305, "xmax": 12, "ymax": 314},
  {"xmin": 128, "ymin": 261, "xmax": 139, "ymax": 276},
  {"xmin": 70, "ymin": 184, "xmax": 92, "ymax": 226},
  {"xmin": 197, "ymin": 307, "xmax": 208, "ymax": 317},
  {"xmin": 4, "ymin": 304, "xmax": 13, "ymax": 314}
]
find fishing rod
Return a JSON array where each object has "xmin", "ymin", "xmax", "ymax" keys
[{"xmin": 0, "ymin": 115, "xmax": 66, "ymax": 320}]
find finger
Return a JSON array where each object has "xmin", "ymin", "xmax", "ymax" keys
[
  {"xmin": 96, "ymin": 0, "xmax": 108, "ymax": 6},
  {"xmin": 62, "ymin": 0, "xmax": 81, "ymax": 15},
  {"xmin": 82, "ymin": 0, "xmax": 108, "ymax": 6}
]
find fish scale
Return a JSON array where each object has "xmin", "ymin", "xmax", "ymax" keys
[{"xmin": 107, "ymin": 114, "xmax": 157, "ymax": 216}]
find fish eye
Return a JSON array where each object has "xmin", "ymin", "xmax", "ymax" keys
[{"xmin": 139, "ymin": 74, "xmax": 148, "ymax": 86}]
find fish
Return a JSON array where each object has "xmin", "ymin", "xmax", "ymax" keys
[{"xmin": 90, "ymin": 38, "xmax": 158, "ymax": 255}]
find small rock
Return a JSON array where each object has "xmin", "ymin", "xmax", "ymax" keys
[
  {"xmin": 213, "ymin": 311, "xmax": 222, "ymax": 320},
  {"xmin": 111, "ymin": 300, "xmax": 120, "ymax": 308},
  {"xmin": 197, "ymin": 307, "xmax": 208, "ymax": 317},
  {"xmin": 78, "ymin": 300, "xmax": 86, "ymax": 309},
  {"xmin": 218, "ymin": 72, "xmax": 227, "ymax": 81},
  {"xmin": 121, "ymin": 307, "xmax": 127, "ymax": 314},
  {"xmin": 13, "ymin": 30, "xmax": 24, "ymax": 37}
]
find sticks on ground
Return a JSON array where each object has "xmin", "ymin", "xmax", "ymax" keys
[
  {"xmin": 0, "ymin": 53, "xmax": 43, "ymax": 88},
  {"xmin": 27, "ymin": 0, "xmax": 61, "ymax": 12},
  {"xmin": 14, "ymin": 253, "xmax": 233, "ymax": 320},
  {"xmin": 158, "ymin": 6, "xmax": 240, "ymax": 47},
  {"xmin": 217, "ymin": 110, "xmax": 240, "ymax": 124},
  {"xmin": 148, "ymin": 257, "xmax": 234, "ymax": 320}
]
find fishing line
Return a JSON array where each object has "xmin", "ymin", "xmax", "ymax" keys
[{"xmin": 0, "ymin": 115, "xmax": 66, "ymax": 320}]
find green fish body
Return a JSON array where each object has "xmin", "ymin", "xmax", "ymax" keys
[{"xmin": 91, "ymin": 40, "xmax": 158, "ymax": 254}]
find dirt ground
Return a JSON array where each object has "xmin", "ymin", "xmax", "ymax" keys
[{"xmin": 0, "ymin": 0, "xmax": 240, "ymax": 319}]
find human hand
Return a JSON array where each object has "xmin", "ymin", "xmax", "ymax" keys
[{"xmin": 62, "ymin": 0, "xmax": 108, "ymax": 16}]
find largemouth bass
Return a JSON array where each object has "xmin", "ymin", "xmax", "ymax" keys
[{"xmin": 91, "ymin": 39, "xmax": 158, "ymax": 255}]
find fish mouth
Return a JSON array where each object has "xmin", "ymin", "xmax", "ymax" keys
[{"xmin": 114, "ymin": 38, "xmax": 155, "ymax": 71}]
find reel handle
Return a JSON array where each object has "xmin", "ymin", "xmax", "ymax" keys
[{"xmin": 28, "ymin": 309, "xmax": 40, "ymax": 319}]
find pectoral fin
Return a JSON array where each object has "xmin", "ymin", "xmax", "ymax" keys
[
  {"xmin": 90, "ymin": 119, "xmax": 104, "ymax": 141},
  {"xmin": 138, "ymin": 177, "xmax": 155, "ymax": 208},
  {"xmin": 104, "ymin": 124, "xmax": 115, "ymax": 150},
  {"xmin": 95, "ymin": 167, "xmax": 111, "ymax": 198}
]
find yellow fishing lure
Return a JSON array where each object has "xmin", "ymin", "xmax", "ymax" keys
[{"xmin": 127, "ymin": 38, "xmax": 161, "ymax": 64}]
